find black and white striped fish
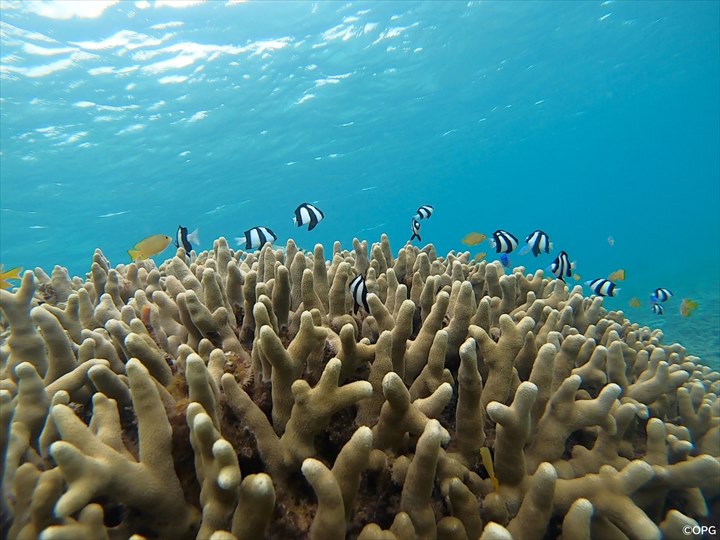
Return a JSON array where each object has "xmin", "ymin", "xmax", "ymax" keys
[
  {"xmin": 490, "ymin": 230, "xmax": 518, "ymax": 254},
  {"xmin": 175, "ymin": 226, "xmax": 200, "ymax": 253},
  {"xmin": 236, "ymin": 226, "xmax": 277, "ymax": 250},
  {"xmin": 410, "ymin": 218, "xmax": 421, "ymax": 242},
  {"xmin": 549, "ymin": 250, "xmax": 574, "ymax": 281},
  {"xmin": 414, "ymin": 205, "xmax": 434, "ymax": 220},
  {"xmin": 651, "ymin": 288, "xmax": 673, "ymax": 303},
  {"xmin": 652, "ymin": 304, "xmax": 664, "ymax": 315},
  {"xmin": 521, "ymin": 230, "xmax": 552, "ymax": 257},
  {"xmin": 349, "ymin": 274, "xmax": 369, "ymax": 314},
  {"xmin": 585, "ymin": 278, "xmax": 620, "ymax": 297},
  {"xmin": 293, "ymin": 202, "xmax": 325, "ymax": 231}
]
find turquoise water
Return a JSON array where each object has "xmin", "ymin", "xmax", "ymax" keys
[{"xmin": 1, "ymin": 0, "xmax": 718, "ymax": 366}]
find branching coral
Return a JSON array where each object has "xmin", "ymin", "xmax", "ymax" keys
[{"xmin": 0, "ymin": 235, "xmax": 718, "ymax": 540}]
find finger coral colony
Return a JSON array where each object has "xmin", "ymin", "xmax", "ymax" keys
[{"xmin": 1, "ymin": 236, "xmax": 718, "ymax": 540}]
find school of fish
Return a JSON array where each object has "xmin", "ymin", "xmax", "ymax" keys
[
  {"xmin": 461, "ymin": 226, "xmax": 695, "ymax": 318},
  {"xmin": 1, "ymin": 202, "xmax": 698, "ymax": 319}
]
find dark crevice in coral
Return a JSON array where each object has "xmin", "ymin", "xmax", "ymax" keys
[
  {"xmin": 565, "ymin": 428, "xmax": 597, "ymax": 459},
  {"xmin": 349, "ymin": 469, "xmax": 402, "ymax": 537},
  {"xmin": 543, "ymin": 514, "xmax": 564, "ymax": 540}
]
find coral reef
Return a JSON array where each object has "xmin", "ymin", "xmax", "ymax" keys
[{"xmin": 1, "ymin": 236, "xmax": 718, "ymax": 540}]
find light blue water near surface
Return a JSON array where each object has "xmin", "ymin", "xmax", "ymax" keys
[{"xmin": 1, "ymin": 1, "xmax": 718, "ymax": 366}]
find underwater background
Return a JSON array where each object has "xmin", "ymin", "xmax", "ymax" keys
[{"xmin": 0, "ymin": 0, "xmax": 718, "ymax": 368}]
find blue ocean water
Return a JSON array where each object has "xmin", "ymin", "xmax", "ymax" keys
[{"xmin": 1, "ymin": 0, "xmax": 718, "ymax": 366}]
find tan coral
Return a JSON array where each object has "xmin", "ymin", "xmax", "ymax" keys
[
  {"xmin": 553, "ymin": 461, "xmax": 660, "ymax": 540},
  {"xmin": 526, "ymin": 375, "xmax": 621, "ymax": 472},
  {"xmin": 0, "ymin": 235, "xmax": 718, "ymax": 540},
  {"xmin": 48, "ymin": 359, "xmax": 199, "ymax": 538}
]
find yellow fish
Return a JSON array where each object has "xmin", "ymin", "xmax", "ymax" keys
[
  {"xmin": 473, "ymin": 252, "xmax": 487, "ymax": 263},
  {"xmin": 629, "ymin": 297, "xmax": 641, "ymax": 308},
  {"xmin": 679, "ymin": 299, "xmax": 698, "ymax": 317},
  {"xmin": 480, "ymin": 447, "xmax": 499, "ymax": 492},
  {"xmin": 462, "ymin": 232, "xmax": 487, "ymax": 246},
  {"xmin": 608, "ymin": 269, "xmax": 626, "ymax": 282},
  {"xmin": 572, "ymin": 273, "xmax": 581, "ymax": 282},
  {"xmin": 128, "ymin": 235, "xmax": 172, "ymax": 262},
  {"xmin": 1, "ymin": 265, "xmax": 22, "ymax": 290}
]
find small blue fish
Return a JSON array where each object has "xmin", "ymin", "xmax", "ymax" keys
[
  {"xmin": 499, "ymin": 253, "xmax": 510, "ymax": 268},
  {"xmin": 652, "ymin": 304, "xmax": 664, "ymax": 315}
]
